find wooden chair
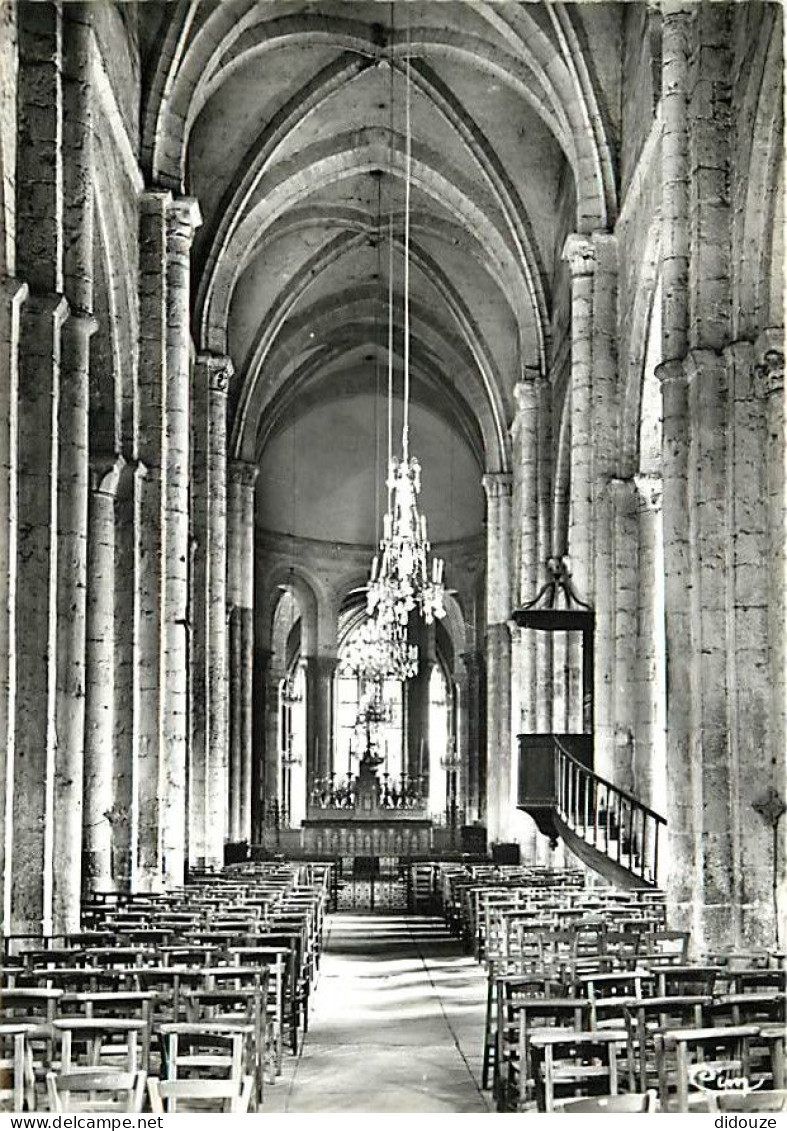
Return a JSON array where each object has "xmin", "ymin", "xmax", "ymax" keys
[
  {"xmin": 557, "ymin": 1089, "xmax": 659, "ymax": 1112},
  {"xmin": 147, "ymin": 1074, "xmax": 254, "ymax": 1113},
  {"xmin": 713, "ymin": 1090, "xmax": 787, "ymax": 1113},
  {"xmin": 499, "ymin": 996, "xmax": 590, "ymax": 1111},
  {"xmin": 640, "ymin": 931, "xmax": 690, "ymax": 965},
  {"xmin": 52, "ymin": 1017, "xmax": 146, "ymax": 1074},
  {"xmin": 158, "ymin": 1021, "xmax": 256, "ymax": 1095},
  {"xmin": 656, "ymin": 1024, "xmax": 761, "ymax": 1112},
  {"xmin": 45, "ymin": 1070, "xmax": 146, "ymax": 1114},
  {"xmin": 0, "ymin": 1024, "xmax": 36, "ymax": 1113},
  {"xmin": 650, "ymin": 964, "xmax": 721, "ymax": 997},
  {"xmin": 530, "ymin": 1029, "xmax": 636, "ymax": 1112},
  {"xmin": 58, "ymin": 991, "xmax": 157, "ymax": 1071},
  {"xmin": 182, "ymin": 973, "xmax": 269, "ymax": 1106},
  {"xmin": 624, "ymin": 995, "xmax": 711, "ymax": 1093}
]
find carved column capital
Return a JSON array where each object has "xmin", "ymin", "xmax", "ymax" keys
[
  {"xmin": 167, "ymin": 196, "xmax": 202, "ymax": 246},
  {"xmin": 229, "ymin": 459, "xmax": 259, "ymax": 489},
  {"xmin": 562, "ymin": 233, "xmax": 597, "ymax": 278},
  {"xmin": 753, "ymin": 330, "xmax": 784, "ymax": 398},
  {"xmin": 605, "ymin": 475, "xmax": 639, "ymax": 511},
  {"xmin": 634, "ymin": 472, "xmax": 664, "ymax": 512},
  {"xmin": 197, "ymin": 352, "xmax": 233, "ymax": 395},
  {"xmin": 482, "ymin": 471, "xmax": 513, "ymax": 500},
  {"xmin": 654, "ymin": 357, "xmax": 685, "ymax": 386},
  {"xmin": 89, "ymin": 453, "xmax": 126, "ymax": 497}
]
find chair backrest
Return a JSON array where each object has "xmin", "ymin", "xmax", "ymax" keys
[
  {"xmin": 714, "ymin": 1091, "xmax": 787, "ymax": 1113},
  {"xmin": 46, "ymin": 1071, "xmax": 146, "ymax": 1113},
  {"xmin": 559, "ymin": 1090, "xmax": 658, "ymax": 1113},
  {"xmin": 147, "ymin": 1074, "xmax": 253, "ymax": 1113}
]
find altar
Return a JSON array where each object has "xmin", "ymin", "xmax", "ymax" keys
[{"xmin": 300, "ymin": 751, "xmax": 433, "ymax": 856}]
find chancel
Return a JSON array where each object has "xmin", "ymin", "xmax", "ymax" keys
[{"xmin": 0, "ymin": 0, "xmax": 784, "ymax": 1116}]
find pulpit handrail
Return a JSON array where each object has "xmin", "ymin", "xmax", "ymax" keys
[
  {"xmin": 554, "ymin": 737, "xmax": 666, "ymax": 886},
  {"xmin": 553, "ymin": 738, "xmax": 666, "ymax": 826}
]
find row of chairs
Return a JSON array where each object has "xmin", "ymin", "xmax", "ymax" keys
[
  {"xmin": 425, "ymin": 862, "xmax": 785, "ymax": 1113},
  {"xmin": 1, "ymin": 861, "xmax": 333, "ymax": 1113}
]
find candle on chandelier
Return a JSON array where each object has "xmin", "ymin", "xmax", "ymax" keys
[
  {"xmin": 420, "ymin": 515, "xmax": 427, "ymax": 540},
  {"xmin": 370, "ymin": 555, "xmax": 378, "ymax": 582}
]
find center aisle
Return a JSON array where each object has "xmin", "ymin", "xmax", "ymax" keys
[{"xmin": 265, "ymin": 913, "xmax": 492, "ymax": 1113}]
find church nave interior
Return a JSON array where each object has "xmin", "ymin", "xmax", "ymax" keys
[{"xmin": 0, "ymin": 0, "xmax": 784, "ymax": 1116}]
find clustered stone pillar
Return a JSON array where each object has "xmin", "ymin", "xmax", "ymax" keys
[
  {"xmin": 609, "ymin": 477, "xmax": 638, "ymax": 795},
  {"xmin": 190, "ymin": 355, "xmax": 231, "ymax": 869},
  {"xmin": 0, "ymin": 278, "xmax": 27, "ymax": 931},
  {"xmin": 136, "ymin": 191, "xmax": 169, "ymax": 891},
  {"xmin": 655, "ymin": 5, "xmax": 775, "ymax": 951},
  {"xmin": 658, "ymin": 1, "xmax": 695, "ymax": 941},
  {"xmin": 53, "ymin": 5, "xmax": 96, "ymax": 932},
  {"xmin": 11, "ymin": 1, "xmax": 67, "ymax": 935},
  {"xmin": 482, "ymin": 472, "xmax": 513, "ymax": 845},
  {"xmin": 632, "ymin": 473, "xmax": 666, "ymax": 813},
  {"xmin": 265, "ymin": 660, "xmax": 285, "ymax": 827},
  {"xmin": 228, "ymin": 460, "xmax": 258, "ymax": 844},
  {"xmin": 511, "ymin": 376, "xmax": 541, "ymax": 860},
  {"xmin": 460, "ymin": 650, "xmax": 483, "ymax": 822},
  {"xmin": 589, "ymin": 234, "xmax": 619, "ymax": 780},
  {"xmin": 83, "ymin": 459, "xmax": 124, "ymax": 893},
  {"xmin": 160, "ymin": 197, "xmax": 200, "ymax": 886},
  {"xmin": 305, "ymin": 655, "xmax": 338, "ymax": 788},
  {"xmin": 561, "ymin": 235, "xmax": 596, "ymax": 737}
]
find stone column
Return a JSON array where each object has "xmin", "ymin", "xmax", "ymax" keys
[
  {"xmin": 12, "ymin": 294, "xmax": 69, "ymax": 936},
  {"xmin": 305, "ymin": 655, "xmax": 338, "ymax": 789},
  {"xmin": 659, "ymin": 1, "xmax": 694, "ymax": 940},
  {"xmin": 160, "ymin": 196, "xmax": 200, "ymax": 887},
  {"xmin": 632, "ymin": 473, "xmax": 666, "ymax": 813},
  {"xmin": 608, "ymin": 477, "xmax": 638, "ymax": 794},
  {"xmin": 113, "ymin": 463, "xmax": 143, "ymax": 893},
  {"xmin": 190, "ymin": 354, "xmax": 230, "ymax": 869},
  {"xmin": 228, "ymin": 460, "xmax": 258, "ymax": 843},
  {"xmin": 0, "ymin": 279, "xmax": 28, "ymax": 932},
  {"xmin": 252, "ymin": 646, "xmax": 272, "ymax": 842},
  {"xmin": 740, "ymin": 337, "xmax": 784, "ymax": 945},
  {"xmin": 454, "ymin": 661, "xmax": 469, "ymax": 820},
  {"xmin": 590, "ymin": 234, "xmax": 618, "ymax": 776},
  {"xmin": 405, "ymin": 620, "xmax": 431, "ymax": 783},
  {"xmin": 511, "ymin": 376, "xmax": 542, "ymax": 861},
  {"xmin": 51, "ymin": 4, "xmax": 96, "ymax": 933},
  {"xmin": 562, "ymin": 235, "xmax": 596, "ymax": 734},
  {"xmin": 265, "ymin": 662, "xmax": 286, "ymax": 828},
  {"xmin": 535, "ymin": 376, "xmax": 553, "ymax": 736},
  {"xmin": 460, "ymin": 650, "xmax": 483, "ymax": 822},
  {"xmin": 136, "ymin": 190, "xmax": 169, "ymax": 892},
  {"xmin": 512, "ymin": 378, "xmax": 539, "ymax": 722},
  {"xmin": 754, "ymin": 334, "xmax": 785, "ymax": 853},
  {"xmin": 82, "ymin": 457, "xmax": 124, "ymax": 894},
  {"xmin": 482, "ymin": 472, "xmax": 513, "ymax": 844},
  {"xmin": 10, "ymin": 0, "xmax": 65, "ymax": 939}
]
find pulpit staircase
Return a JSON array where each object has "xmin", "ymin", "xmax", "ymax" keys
[
  {"xmin": 517, "ymin": 735, "xmax": 667, "ymax": 889},
  {"xmin": 512, "ymin": 567, "xmax": 667, "ymax": 890}
]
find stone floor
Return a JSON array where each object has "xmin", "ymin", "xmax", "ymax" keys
[{"xmin": 263, "ymin": 913, "xmax": 492, "ymax": 1113}]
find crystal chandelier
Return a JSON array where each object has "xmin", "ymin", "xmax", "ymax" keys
[
  {"xmin": 343, "ymin": 613, "xmax": 417, "ymax": 682},
  {"xmin": 365, "ymin": 37, "xmax": 446, "ymax": 670}
]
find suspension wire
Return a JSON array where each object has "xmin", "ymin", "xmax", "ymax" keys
[
  {"xmin": 387, "ymin": 3, "xmax": 395, "ymax": 499},
  {"xmin": 374, "ymin": 174, "xmax": 382, "ymax": 545},
  {"xmin": 402, "ymin": 14, "xmax": 411, "ymax": 462}
]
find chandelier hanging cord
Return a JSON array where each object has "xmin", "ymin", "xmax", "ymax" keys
[
  {"xmin": 387, "ymin": 23, "xmax": 395, "ymax": 513},
  {"xmin": 402, "ymin": 21, "xmax": 412, "ymax": 462}
]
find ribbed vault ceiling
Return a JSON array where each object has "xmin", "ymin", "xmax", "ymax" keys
[{"xmin": 141, "ymin": 0, "xmax": 620, "ymax": 547}]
